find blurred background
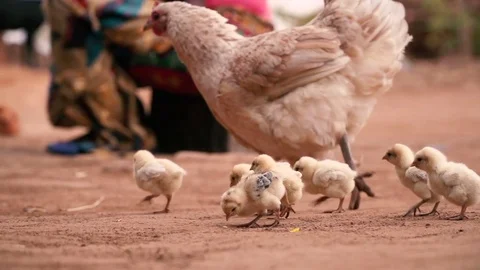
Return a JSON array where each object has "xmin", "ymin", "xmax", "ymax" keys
[
  {"xmin": 1, "ymin": 1, "xmax": 479, "ymax": 268},
  {"xmin": 1, "ymin": 0, "xmax": 479, "ymax": 156}
]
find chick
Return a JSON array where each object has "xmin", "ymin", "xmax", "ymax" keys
[
  {"xmin": 293, "ymin": 157, "xmax": 357, "ymax": 213},
  {"xmin": 133, "ymin": 150, "xmax": 187, "ymax": 213},
  {"xmin": 220, "ymin": 171, "xmax": 286, "ymax": 228},
  {"xmin": 229, "ymin": 163, "xmax": 251, "ymax": 187},
  {"xmin": 412, "ymin": 147, "xmax": 480, "ymax": 220},
  {"xmin": 250, "ymin": 154, "xmax": 304, "ymax": 218},
  {"xmin": 382, "ymin": 144, "xmax": 442, "ymax": 217}
]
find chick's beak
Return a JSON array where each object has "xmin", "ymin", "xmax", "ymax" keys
[
  {"xmin": 143, "ymin": 18, "xmax": 153, "ymax": 32},
  {"xmin": 382, "ymin": 154, "xmax": 388, "ymax": 160},
  {"xmin": 225, "ymin": 213, "xmax": 231, "ymax": 221},
  {"xmin": 411, "ymin": 161, "xmax": 417, "ymax": 168}
]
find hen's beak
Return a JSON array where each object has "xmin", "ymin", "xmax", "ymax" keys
[
  {"xmin": 143, "ymin": 18, "xmax": 153, "ymax": 32},
  {"xmin": 225, "ymin": 213, "xmax": 231, "ymax": 221}
]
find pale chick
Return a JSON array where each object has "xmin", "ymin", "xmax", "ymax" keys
[
  {"xmin": 143, "ymin": 0, "xmax": 412, "ymax": 210},
  {"xmin": 293, "ymin": 157, "xmax": 357, "ymax": 213},
  {"xmin": 133, "ymin": 150, "xmax": 187, "ymax": 213},
  {"xmin": 250, "ymin": 154, "xmax": 304, "ymax": 218},
  {"xmin": 412, "ymin": 147, "xmax": 480, "ymax": 220},
  {"xmin": 229, "ymin": 163, "xmax": 251, "ymax": 187},
  {"xmin": 220, "ymin": 171, "xmax": 286, "ymax": 228},
  {"xmin": 382, "ymin": 144, "xmax": 442, "ymax": 217}
]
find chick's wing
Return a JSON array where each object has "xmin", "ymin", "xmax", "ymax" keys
[
  {"xmin": 137, "ymin": 162, "xmax": 167, "ymax": 182},
  {"xmin": 245, "ymin": 172, "xmax": 274, "ymax": 200},
  {"xmin": 229, "ymin": 26, "xmax": 350, "ymax": 101}
]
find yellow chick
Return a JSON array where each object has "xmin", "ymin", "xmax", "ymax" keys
[
  {"xmin": 383, "ymin": 144, "xmax": 442, "ymax": 217},
  {"xmin": 220, "ymin": 171, "xmax": 286, "ymax": 228},
  {"xmin": 133, "ymin": 150, "xmax": 187, "ymax": 213},
  {"xmin": 412, "ymin": 147, "xmax": 480, "ymax": 220},
  {"xmin": 250, "ymin": 154, "xmax": 304, "ymax": 218},
  {"xmin": 293, "ymin": 157, "xmax": 357, "ymax": 213},
  {"xmin": 229, "ymin": 163, "xmax": 251, "ymax": 187}
]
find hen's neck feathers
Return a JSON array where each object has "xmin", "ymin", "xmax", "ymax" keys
[{"xmin": 167, "ymin": 8, "xmax": 242, "ymax": 73}]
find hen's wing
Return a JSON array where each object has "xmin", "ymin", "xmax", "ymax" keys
[
  {"xmin": 229, "ymin": 25, "xmax": 350, "ymax": 101},
  {"xmin": 246, "ymin": 172, "xmax": 274, "ymax": 200},
  {"xmin": 137, "ymin": 162, "xmax": 167, "ymax": 182}
]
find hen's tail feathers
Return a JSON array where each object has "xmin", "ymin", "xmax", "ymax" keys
[
  {"xmin": 354, "ymin": 171, "xmax": 375, "ymax": 197},
  {"xmin": 312, "ymin": 0, "xmax": 413, "ymax": 96}
]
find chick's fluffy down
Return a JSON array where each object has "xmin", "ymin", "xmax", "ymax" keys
[
  {"xmin": 221, "ymin": 171, "xmax": 286, "ymax": 219},
  {"xmin": 134, "ymin": 151, "xmax": 187, "ymax": 196}
]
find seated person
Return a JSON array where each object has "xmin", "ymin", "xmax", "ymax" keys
[{"xmin": 43, "ymin": 0, "xmax": 273, "ymax": 155}]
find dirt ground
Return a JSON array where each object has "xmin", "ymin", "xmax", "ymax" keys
[{"xmin": 0, "ymin": 60, "xmax": 480, "ymax": 270}]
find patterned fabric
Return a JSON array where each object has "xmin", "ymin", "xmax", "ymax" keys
[{"xmin": 44, "ymin": 0, "xmax": 273, "ymax": 152}]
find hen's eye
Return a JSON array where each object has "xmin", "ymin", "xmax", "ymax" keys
[{"xmin": 152, "ymin": 11, "xmax": 160, "ymax": 21}]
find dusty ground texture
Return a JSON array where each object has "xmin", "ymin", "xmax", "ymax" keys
[{"xmin": 0, "ymin": 61, "xmax": 480, "ymax": 270}]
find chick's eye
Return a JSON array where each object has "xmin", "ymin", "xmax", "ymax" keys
[
  {"xmin": 387, "ymin": 152, "xmax": 392, "ymax": 157},
  {"xmin": 416, "ymin": 158, "xmax": 422, "ymax": 162},
  {"xmin": 231, "ymin": 207, "xmax": 236, "ymax": 213}
]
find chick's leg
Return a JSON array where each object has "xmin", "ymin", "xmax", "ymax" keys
[
  {"xmin": 403, "ymin": 198, "xmax": 429, "ymax": 217},
  {"xmin": 339, "ymin": 135, "xmax": 375, "ymax": 210},
  {"xmin": 419, "ymin": 201, "xmax": 440, "ymax": 216},
  {"xmin": 153, "ymin": 194, "xmax": 172, "ymax": 214},
  {"xmin": 447, "ymin": 204, "xmax": 468, "ymax": 220},
  {"xmin": 236, "ymin": 214, "xmax": 263, "ymax": 228},
  {"xmin": 138, "ymin": 194, "xmax": 159, "ymax": 205},
  {"xmin": 264, "ymin": 210, "xmax": 281, "ymax": 228},
  {"xmin": 324, "ymin": 198, "xmax": 346, "ymax": 213},
  {"xmin": 280, "ymin": 195, "xmax": 295, "ymax": 219}
]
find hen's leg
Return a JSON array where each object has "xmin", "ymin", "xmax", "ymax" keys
[
  {"xmin": 138, "ymin": 194, "xmax": 159, "ymax": 205},
  {"xmin": 419, "ymin": 201, "xmax": 440, "ymax": 216},
  {"xmin": 339, "ymin": 135, "xmax": 375, "ymax": 210},
  {"xmin": 153, "ymin": 194, "xmax": 172, "ymax": 214},
  {"xmin": 447, "ymin": 204, "xmax": 468, "ymax": 220},
  {"xmin": 324, "ymin": 198, "xmax": 346, "ymax": 213},
  {"xmin": 236, "ymin": 214, "xmax": 263, "ymax": 228},
  {"xmin": 312, "ymin": 195, "xmax": 330, "ymax": 206},
  {"xmin": 403, "ymin": 198, "xmax": 429, "ymax": 217}
]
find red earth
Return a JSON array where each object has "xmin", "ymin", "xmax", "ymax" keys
[{"xmin": 0, "ymin": 60, "xmax": 480, "ymax": 270}]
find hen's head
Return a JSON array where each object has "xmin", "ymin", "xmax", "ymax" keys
[
  {"xmin": 411, "ymin": 147, "xmax": 447, "ymax": 172},
  {"xmin": 143, "ymin": 1, "xmax": 228, "ymax": 37}
]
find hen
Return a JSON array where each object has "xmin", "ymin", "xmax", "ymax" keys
[{"xmin": 144, "ymin": 0, "xmax": 412, "ymax": 209}]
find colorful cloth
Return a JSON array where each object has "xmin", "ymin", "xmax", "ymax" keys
[{"xmin": 43, "ymin": 0, "xmax": 273, "ymax": 153}]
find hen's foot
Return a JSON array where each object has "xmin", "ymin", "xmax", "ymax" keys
[
  {"xmin": 153, "ymin": 208, "xmax": 170, "ymax": 214},
  {"xmin": 324, "ymin": 208, "xmax": 345, "ymax": 214}
]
